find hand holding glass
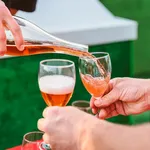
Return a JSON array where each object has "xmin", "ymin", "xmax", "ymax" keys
[{"xmin": 37, "ymin": 59, "xmax": 75, "ymax": 149}]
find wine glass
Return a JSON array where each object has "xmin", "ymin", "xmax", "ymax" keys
[
  {"xmin": 22, "ymin": 131, "xmax": 50, "ymax": 150},
  {"xmin": 38, "ymin": 59, "xmax": 76, "ymax": 106},
  {"xmin": 38, "ymin": 59, "xmax": 76, "ymax": 149},
  {"xmin": 72, "ymin": 100, "xmax": 91, "ymax": 114},
  {"xmin": 78, "ymin": 52, "xmax": 111, "ymax": 113}
]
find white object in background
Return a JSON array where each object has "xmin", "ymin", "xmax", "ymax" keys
[
  {"xmin": 2, "ymin": 0, "xmax": 138, "ymax": 59},
  {"xmin": 17, "ymin": 0, "xmax": 115, "ymax": 34},
  {"xmin": 16, "ymin": 0, "xmax": 137, "ymax": 45}
]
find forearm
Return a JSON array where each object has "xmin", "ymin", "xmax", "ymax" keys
[
  {"xmin": 81, "ymin": 120, "xmax": 150, "ymax": 150},
  {"xmin": 101, "ymin": 123, "xmax": 150, "ymax": 150},
  {"xmin": 80, "ymin": 119, "xmax": 114, "ymax": 150},
  {"xmin": 132, "ymin": 123, "xmax": 150, "ymax": 149}
]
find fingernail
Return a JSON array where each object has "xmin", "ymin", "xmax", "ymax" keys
[
  {"xmin": 94, "ymin": 100, "xmax": 102, "ymax": 106},
  {"xmin": 19, "ymin": 45, "xmax": 24, "ymax": 51}
]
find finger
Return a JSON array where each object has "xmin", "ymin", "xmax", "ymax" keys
[
  {"xmin": 93, "ymin": 78, "xmax": 117, "ymax": 108},
  {"xmin": 92, "ymin": 108, "xmax": 98, "ymax": 114},
  {"xmin": 90, "ymin": 97, "xmax": 96, "ymax": 108},
  {"xmin": 0, "ymin": 23, "xmax": 6, "ymax": 55},
  {"xmin": 90, "ymin": 97, "xmax": 98, "ymax": 114},
  {"xmin": 105, "ymin": 109, "xmax": 119, "ymax": 119},
  {"xmin": 115, "ymin": 100, "xmax": 127, "ymax": 115},
  {"xmin": 98, "ymin": 109, "xmax": 108, "ymax": 119},
  {"xmin": 94, "ymin": 89, "xmax": 120, "ymax": 108},
  {"xmin": 98, "ymin": 104, "xmax": 117, "ymax": 119},
  {"xmin": 90, "ymin": 97, "xmax": 98, "ymax": 113},
  {"xmin": 42, "ymin": 107, "xmax": 50, "ymax": 118},
  {"xmin": 43, "ymin": 133, "xmax": 56, "ymax": 150},
  {"xmin": 98, "ymin": 104, "xmax": 114, "ymax": 119},
  {"xmin": 4, "ymin": 16, "xmax": 24, "ymax": 50},
  {"xmin": 43, "ymin": 106, "xmax": 60, "ymax": 118},
  {"xmin": 43, "ymin": 133, "xmax": 51, "ymax": 145},
  {"xmin": 103, "ymin": 79, "xmax": 114, "ymax": 95},
  {"xmin": 37, "ymin": 118, "xmax": 47, "ymax": 132}
]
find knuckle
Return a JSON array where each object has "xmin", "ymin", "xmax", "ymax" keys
[
  {"xmin": 67, "ymin": 106, "xmax": 78, "ymax": 112},
  {"xmin": 43, "ymin": 106, "xmax": 60, "ymax": 118},
  {"xmin": 51, "ymin": 106, "xmax": 60, "ymax": 115}
]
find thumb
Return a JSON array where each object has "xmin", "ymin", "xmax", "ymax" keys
[{"xmin": 94, "ymin": 89, "xmax": 120, "ymax": 107}]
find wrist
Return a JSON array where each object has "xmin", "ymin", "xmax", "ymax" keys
[
  {"xmin": 77, "ymin": 115, "xmax": 98, "ymax": 150},
  {"xmin": 79, "ymin": 116, "xmax": 112, "ymax": 150}
]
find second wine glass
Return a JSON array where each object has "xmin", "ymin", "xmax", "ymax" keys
[{"xmin": 79, "ymin": 52, "xmax": 111, "ymax": 103}]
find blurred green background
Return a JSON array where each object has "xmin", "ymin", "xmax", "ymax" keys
[
  {"xmin": 1, "ymin": 0, "xmax": 150, "ymax": 149},
  {"xmin": 101, "ymin": 0, "xmax": 150, "ymax": 76}
]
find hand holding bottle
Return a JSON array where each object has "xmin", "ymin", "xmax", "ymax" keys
[{"xmin": 0, "ymin": 0, "xmax": 24, "ymax": 56}]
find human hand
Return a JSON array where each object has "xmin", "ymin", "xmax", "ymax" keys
[
  {"xmin": 90, "ymin": 78, "xmax": 150, "ymax": 119},
  {"xmin": 38, "ymin": 106, "xmax": 97, "ymax": 150},
  {"xmin": 0, "ymin": 1, "xmax": 24, "ymax": 55}
]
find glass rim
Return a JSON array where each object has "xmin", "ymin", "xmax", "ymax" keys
[
  {"xmin": 40, "ymin": 59, "xmax": 75, "ymax": 68},
  {"xmin": 72, "ymin": 100, "xmax": 90, "ymax": 108},
  {"xmin": 23, "ymin": 131, "xmax": 44, "ymax": 143},
  {"xmin": 79, "ymin": 52, "xmax": 110, "ymax": 60}
]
